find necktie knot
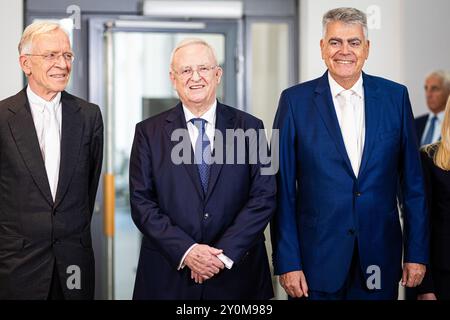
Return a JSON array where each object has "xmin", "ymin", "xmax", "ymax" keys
[
  {"xmin": 338, "ymin": 90, "xmax": 356, "ymax": 105},
  {"xmin": 45, "ymin": 101, "xmax": 59, "ymax": 115},
  {"xmin": 340, "ymin": 89, "xmax": 353, "ymax": 97},
  {"xmin": 190, "ymin": 118, "xmax": 207, "ymax": 131}
]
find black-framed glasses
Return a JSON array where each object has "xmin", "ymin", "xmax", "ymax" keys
[{"xmin": 25, "ymin": 52, "xmax": 75, "ymax": 63}]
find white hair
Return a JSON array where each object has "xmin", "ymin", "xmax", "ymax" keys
[
  {"xmin": 18, "ymin": 21, "xmax": 69, "ymax": 54},
  {"xmin": 427, "ymin": 70, "xmax": 450, "ymax": 91},
  {"xmin": 169, "ymin": 38, "xmax": 218, "ymax": 71}
]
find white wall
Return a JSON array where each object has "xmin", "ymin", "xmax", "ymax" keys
[
  {"xmin": 0, "ymin": 0, "xmax": 23, "ymax": 100},
  {"xmin": 299, "ymin": 0, "xmax": 450, "ymax": 117},
  {"xmin": 403, "ymin": 0, "xmax": 450, "ymax": 116}
]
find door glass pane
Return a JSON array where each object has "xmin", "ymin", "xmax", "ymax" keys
[
  {"xmin": 250, "ymin": 22, "xmax": 289, "ymax": 130},
  {"xmin": 112, "ymin": 32, "xmax": 225, "ymax": 299}
]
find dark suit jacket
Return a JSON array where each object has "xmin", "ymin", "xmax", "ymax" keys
[
  {"xmin": 418, "ymin": 144, "xmax": 450, "ymax": 298},
  {"xmin": 129, "ymin": 101, "xmax": 276, "ymax": 300},
  {"xmin": 0, "ymin": 88, "xmax": 103, "ymax": 299},
  {"xmin": 271, "ymin": 71, "xmax": 429, "ymax": 296},
  {"xmin": 415, "ymin": 114, "xmax": 428, "ymax": 144}
]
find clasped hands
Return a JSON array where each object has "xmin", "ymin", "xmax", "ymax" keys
[{"xmin": 184, "ymin": 244, "xmax": 225, "ymax": 284}]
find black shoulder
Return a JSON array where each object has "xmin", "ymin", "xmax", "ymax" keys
[
  {"xmin": 62, "ymin": 91, "xmax": 100, "ymax": 114},
  {"xmin": 137, "ymin": 104, "xmax": 181, "ymax": 129},
  {"xmin": 0, "ymin": 89, "xmax": 27, "ymax": 113},
  {"xmin": 219, "ymin": 103, "xmax": 264, "ymax": 129}
]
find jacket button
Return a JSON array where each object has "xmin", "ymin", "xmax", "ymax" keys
[
  {"xmin": 355, "ymin": 192, "xmax": 361, "ymax": 197},
  {"xmin": 348, "ymin": 229, "xmax": 356, "ymax": 236},
  {"xmin": 53, "ymin": 239, "xmax": 60, "ymax": 245},
  {"xmin": 204, "ymin": 213, "xmax": 209, "ymax": 219}
]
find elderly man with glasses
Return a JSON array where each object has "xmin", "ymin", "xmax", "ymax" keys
[
  {"xmin": 0, "ymin": 21, "xmax": 103, "ymax": 300},
  {"xmin": 129, "ymin": 38, "xmax": 276, "ymax": 300}
]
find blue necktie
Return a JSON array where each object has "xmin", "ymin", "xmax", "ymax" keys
[
  {"xmin": 422, "ymin": 115, "xmax": 438, "ymax": 145},
  {"xmin": 190, "ymin": 118, "xmax": 211, "ymax": 194}
]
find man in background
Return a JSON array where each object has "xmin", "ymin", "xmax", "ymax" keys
[{"xmin": 415, "ymin": 70, "xmax": 450, "ymax": 146}]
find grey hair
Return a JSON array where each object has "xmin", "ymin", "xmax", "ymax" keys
[
  {"xmin": 427, "ymin": 70, "xmax": 450, "ymax": 91},
  {"xmin": 322, "ymin": 7, "xmax": 368, "ymax": 39},
  {"xmin": 169, "ymin": 38, "xmax": 218, "ymax": 71},
  {"xmin": 18, "ymin": 21, "xmax": 68, "ymax": 54}
]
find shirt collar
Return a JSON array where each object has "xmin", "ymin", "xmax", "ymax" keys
[
  {"xmin": 430, "ymin": 110, "xmax": 445, "ymax": 122},
  {"xmin": 26, "ymin": 85, "xmax": 62, "ymax": 112},
  {"xmin": 328, "ymin": 73, "xmax": 364, "ymax": 99},
  {"xmin": 182, "ymin": 100, "xmax": 217, "ymax": 126}
]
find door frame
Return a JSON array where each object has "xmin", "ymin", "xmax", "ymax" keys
[{"xmin": 88, "ymin": 17, "xmax": 242, "ymax": 111}]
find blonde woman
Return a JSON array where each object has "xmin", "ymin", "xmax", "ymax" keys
[{"xmin": 418, "ymin": 97, "xmax": 450, "ymax": 300}]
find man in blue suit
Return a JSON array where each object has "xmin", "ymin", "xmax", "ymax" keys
[
  {"xmin": 271, "ymin": 7, "xmax": 429, "ymax": 300},
  {"xmin": 129, "ymin": 38, "xmax": 276, "ymax": 299}
]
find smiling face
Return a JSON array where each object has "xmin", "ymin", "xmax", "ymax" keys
[
  {"xmin": 170, "ymin": 43, "xmax": 222, "ymax": 114},
  {"xmin": 19, "ymin": 28, "xmax": 72, "ymax": 101},
  {"xmin": 320, "ymin": 21, "xmax": 370, "ymax": 89}
]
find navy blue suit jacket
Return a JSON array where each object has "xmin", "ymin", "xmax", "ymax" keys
[
  {"xmin": 129, "ymin": 101, "xmax": 275, "ymax": 299},
  {"xmin": 271, "ymin": 72, "xmax": 429, "ymax": 294}
]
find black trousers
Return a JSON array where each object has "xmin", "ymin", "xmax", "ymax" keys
[{"xmin": 47, "ymin": 261, "xmax": 64, "ymax": 300}]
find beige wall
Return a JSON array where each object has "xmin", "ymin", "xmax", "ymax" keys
[{"xmin": 0, "ymin": 0, "xmax": 23, "ymax": 100}]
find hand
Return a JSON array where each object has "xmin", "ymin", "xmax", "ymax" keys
[
  {"xmin": 184, "ymin": 244, "xmax": 224, "ymax": 280},
  {"xmin": 401, "ymin": 263, "xmax": 426, "ymax": 287},
  {"xmin": 417, "ymin": 293, "xmax": 437, "ymax": 300},
  {"xmin": 191, "ymin": 270, "xmax": 208, "ymax": 284},
  {"xmin": 279, "ymin": 270, "xmax": 309, "ymax": 298}
]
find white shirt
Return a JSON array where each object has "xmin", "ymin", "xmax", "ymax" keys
[
  {"xmin": 27, "ymin": 86, "xmax": 62, "ymax": 150},
  {"xmin": 178, "ymin": 101, "xmax": 233, "ymax": 271},
  {"xmin": 328, "ymin": 73, "xmax": 366, "ymax": 176},
  {"xmin": 421, "ymin": 111, "xmax": 444, "ymax": 145},
  {"xmin": 27, "ymin": 86, "xmax": 62, "ymax": 199},
  {"xmin": 183, "ymin": 101, "xmax": 216, "ymax": 151}
]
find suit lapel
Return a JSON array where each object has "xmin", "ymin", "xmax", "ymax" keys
[
  {"xmin": 314, "ymin": 72, "xmax": 355, "ymax": 178},
  {"xmin": 54, "ymin": 91, "xmax": 83, "ymax": 208},
  {"xmin": 164, "ymin": 103, "xmax": 204, "ymax": 198},
  {"xmin": 7, "ymin": 89, "xmax": 53, "ymax": 206},
  {"xmin": 205, "ymin": 102, "xmax": 235, "ymax": 202},
  {"xmin": 358, "ymin": 73, "xmax": 381, "ymax": 178}
]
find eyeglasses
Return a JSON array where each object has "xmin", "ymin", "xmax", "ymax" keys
[
  {"xmin": 25, "ymin": 52, "xmax": 75, "ymax": 63},
  {"xmin": 173, "ymin": 65, "xmax": 217, "ymax": 79}
]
